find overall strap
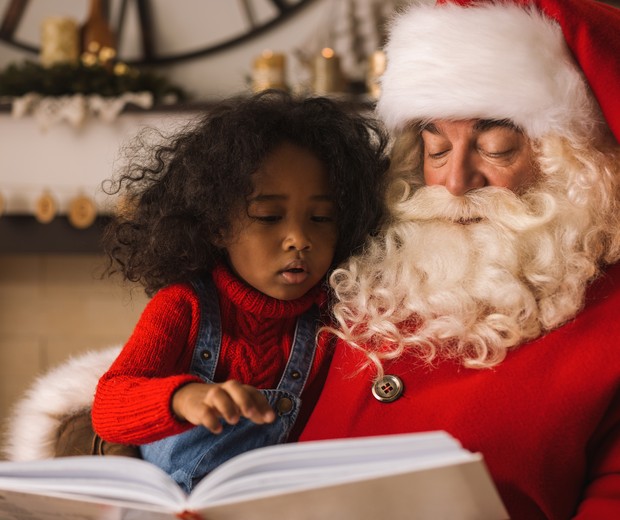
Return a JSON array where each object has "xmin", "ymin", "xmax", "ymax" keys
[
  {"xmin": 188, "ymin": 276, "xmax": 221, "ymax": 381},
  {"xmin": 276, "ymin": 304, "xmax": 320, "ymax": 396}
]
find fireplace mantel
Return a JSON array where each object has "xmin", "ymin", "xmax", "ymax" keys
[
  {"xmin": 0, "ymin": 97, "xmax": 372, "ymax": 253},
  {"xmin": 0, "ymin": 215, "xmax": 110, "ymax": 254},
  {"xmin": 0, "ymin": 102, "xmax": 207, "ymax": 253}
]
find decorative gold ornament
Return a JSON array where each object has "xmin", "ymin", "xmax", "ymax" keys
[
  {"xmin": 34, "ymin": 191, "xmax": 57, "ymax": 224},
  {"xmin": 113, "ymin": 62, "xmax": 130, "ymax": 76},
  {"xmin": 98, "ymin": 46, "xmax": 117, "ymax": 64},
  {"xmin": 40, "ymin": 17, "xmax": 79, "ymax": 68},
  {"xmin": 252, "ymin": 50, "xmax": 287, "ymax": 92},
  {"xmin": 87, "ymin": 41, "xmax": 101, "ymax": 54},
  {"xmin": 68, "ymin": 194, "xmax": 97, "ymax": 229},
  {"xmin": 80, "ymin": 52, "xmax": 98, "ymax": 67}
]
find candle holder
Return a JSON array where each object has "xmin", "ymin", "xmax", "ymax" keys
[{"xmin": 252, "ymin": 51, "xmax": 287, "ymax": 92}]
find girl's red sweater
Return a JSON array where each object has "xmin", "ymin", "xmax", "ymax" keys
[{"xmin": 93, "ymin": 265, "xmax": 332, "ymax": 445}]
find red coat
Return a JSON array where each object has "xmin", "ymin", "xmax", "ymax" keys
[{"xmin": 300, "ymin": 263, "xmax": 620, "ymax": 520}]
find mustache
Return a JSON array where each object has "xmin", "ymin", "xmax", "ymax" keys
[{"xmin": 393, "ymin": 185, "xmax": 558, "ymax": 232}]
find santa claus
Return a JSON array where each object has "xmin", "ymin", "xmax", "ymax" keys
[{"xmin": 300, "ymin": 1, "xmax": 620, "ymax": 519}]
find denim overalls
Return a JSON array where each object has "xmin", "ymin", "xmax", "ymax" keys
[{"xmin": 141, "ymin": 276, "xmax": 319, "ymax": 493}]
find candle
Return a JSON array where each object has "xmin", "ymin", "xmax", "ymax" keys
[
  {"xmin": 313, "ymin": 48, "xmax": 344, "ymax": 95},
  {"xmin": 40, "ymin": 17, "xmax": 79, "ymax": 67},
  {"xmin": 252, "ymin": 51, "xmax": 287, "ymax": 92},
  {"xmin": 366, "ymin": 50, "xmax": 386, "ymax": 99}
]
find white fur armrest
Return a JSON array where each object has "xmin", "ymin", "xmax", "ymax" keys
[{"xmin": 2, "ymin": 346, "xmax": 121, "ymax": 461}]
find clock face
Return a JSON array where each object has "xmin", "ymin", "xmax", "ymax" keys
[{"xmin": 0, "ymin": 0, "xmax": 315, "ymax": 65}]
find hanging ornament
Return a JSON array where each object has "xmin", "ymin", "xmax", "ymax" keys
[
  {"xmin": 34, "ymin": 191, "xmax": 58, "ymax": 224},
  {"xmin": 68, "ymin": 194, "xmax": 97, "ymax": 229}
]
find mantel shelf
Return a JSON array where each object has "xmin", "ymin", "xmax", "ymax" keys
[
  {"xmin": 0, "ymin": 95, "xmax": 375, "ymax": 255},
  {"xmin": 0, "ymin": 215, "xmax": 110, "ymax": 254}
]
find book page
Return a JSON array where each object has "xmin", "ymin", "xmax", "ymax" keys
[
  {"xmin": 0, "ymin": 456, "xmax": 185, "ymax": 508},
  {"xmin": 191, "ymin": 432, "xmax": 471, "ymax": 504},
  {"xmin": 192, "ymin": 451, "xmax": 478, "ymax": 506},
  {"xmin": 0, "ymin": 487, "xmax": 174, "ymax": 520},
  {"xmin": 193, "ymin": 457, "xmax": 510, "ymax": 520},
  {"xmin": 192, "ymin": 430, "xmax": 461, "ymax": 502}
]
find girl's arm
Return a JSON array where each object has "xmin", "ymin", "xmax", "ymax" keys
[{"xmin": 92, "ymin": 284, "xmax": 204, "ymax": 444}]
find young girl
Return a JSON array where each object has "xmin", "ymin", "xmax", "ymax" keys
[{"xmin": 92, "ymin": 90, "xmax": 389, "ymax": 492}]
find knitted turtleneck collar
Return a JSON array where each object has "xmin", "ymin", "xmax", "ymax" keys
[{"xmin": 211, "ymin": 263, "xmax": 324, "ymax": 319}]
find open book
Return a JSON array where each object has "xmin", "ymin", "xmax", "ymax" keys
[{"xmin": 0, "ymin": 431, "xmax": 509, "ymax": 520}]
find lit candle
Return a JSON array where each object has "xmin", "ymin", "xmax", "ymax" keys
[
  {"xmin": 40, "ymin": 17, "xmax": 79, "ymax": 67},
  {"xmin": 313, "ymin": 48, "xmax": 344, "ymax": 95},
  {"xmin": 252, "ymin": 51, "xmax": 287, "ymax": 92}
]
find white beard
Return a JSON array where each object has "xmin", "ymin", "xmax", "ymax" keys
[{"xmin": 330, "ymin": 182, "xmax": 601, "ymax": 368}]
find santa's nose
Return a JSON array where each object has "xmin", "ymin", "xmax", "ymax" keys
[{"xmin": 443, "ymin": 152, "xmax": 486, "ymax": 196}]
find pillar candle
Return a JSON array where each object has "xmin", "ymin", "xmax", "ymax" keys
[
  {"xmin": 313, "ymin": 48, "xmax": 344, "ymax": 95},
  {"xmin": 40, "ymin": 17, "xmax": 79, "ymax": 67},
  {"xmin": 252, "ymin": 51, "xmax": 287, "ymax": 92},
  {"xmin": 366, "ymin": 50, "xmax": 386, "ymax": 99}
]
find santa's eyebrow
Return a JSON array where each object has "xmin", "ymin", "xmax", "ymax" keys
[
  {"xmin": 419, "ymin": 122, "xmax": 440, "ymax": 134},
  {"xmin": 419, "ymin": 119, "xmax": 521, "ymax": 134},
  {"xmin": 474, "ymin": 119, "xmax": 521, "ymax": 132}
]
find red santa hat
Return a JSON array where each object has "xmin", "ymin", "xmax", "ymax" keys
[{"xmin": 377, "ymin": 0, "xmax": 620, "ymax": 144}]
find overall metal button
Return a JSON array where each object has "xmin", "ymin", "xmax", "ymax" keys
[
  {"xmin": 200, "ymin": 350, "xmax": 211, "ymax": 360},
  {"xmin": 371, "ymin": 374, "xmax": 404, "ymax": 403},
  {"xmin": 276, "ymin": 397, "xmax": 294, "ymax": 415},
  {"xmin": 290, "ymin": 370, "xmax": 301, "ymax": 379}
]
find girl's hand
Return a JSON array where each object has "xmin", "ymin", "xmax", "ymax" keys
[{"xmin": 171, "ymin": 381, "xmax": 276, "ymax": 434}]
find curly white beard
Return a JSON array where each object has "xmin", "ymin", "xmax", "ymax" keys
[{"xmin": 329, "ymin": 165, "xmax": 612, "ymax": 370}]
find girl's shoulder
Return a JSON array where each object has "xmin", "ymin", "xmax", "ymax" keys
[{"xmin": 149, "ymin": 282, "xmax": 201, "ymax": 308}]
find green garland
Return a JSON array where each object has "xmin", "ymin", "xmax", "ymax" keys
[{"xmin": 0, "ymin": 60, "xmax": 188, "ymax": 102}]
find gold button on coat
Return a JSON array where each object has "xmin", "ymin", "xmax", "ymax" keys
[{"xmin": 371, "ymin": 375, "xmax": 404, "ymax": 403}]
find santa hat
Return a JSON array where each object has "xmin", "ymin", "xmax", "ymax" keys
[{"xmin": 377, "ymin": 0, "xmax": 620, "ymax": 144}]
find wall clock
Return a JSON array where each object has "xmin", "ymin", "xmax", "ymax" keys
[{"xmin": 0, "ymin": 0, "xmax": 316, "ymax": 65}]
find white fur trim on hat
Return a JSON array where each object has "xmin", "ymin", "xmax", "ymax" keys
[{"xmin": 377, "ymin": 1, "xmax": 597, "ymax": 138}]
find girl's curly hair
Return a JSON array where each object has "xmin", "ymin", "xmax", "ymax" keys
[{"xmin": 102, "ymin": 90, "xmax": 390, "ymax": 296}]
